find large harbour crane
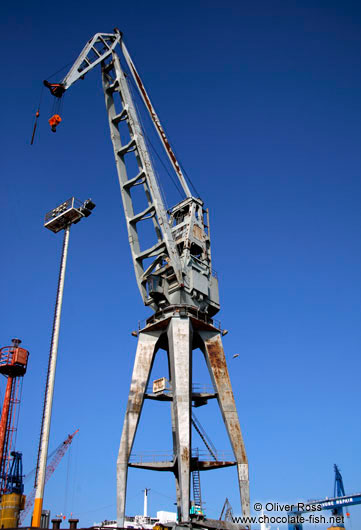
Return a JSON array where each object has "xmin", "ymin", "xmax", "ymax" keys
[{"xmin": 41, "ymin": 29, "xmax": 250, "ymax": 529}]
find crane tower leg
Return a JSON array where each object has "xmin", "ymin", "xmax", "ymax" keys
[
  {"xmin": 116, "ymin": 331, "xmax": 160, "ymax": 527},
  {"xmin": 170, "ymin": 396, "xmax": 182, "ymax": 520},
  {"xmin": 117, "ymin": 308, "xmax": 250, "ymax": 527},
  {"xmin": 167, "ymin": 317, "xmax": 192, "ymax": 522},
  {"xmin": 199, "ymin": 330, "xmax": 250, "ymax": 518}
]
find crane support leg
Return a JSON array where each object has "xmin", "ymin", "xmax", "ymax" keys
[
  {"xmin": 170, "ymin": 390, "xmax": 182, "ymax": 519},
  {"xmin": 117, "ymin": 309, "xmax": 249, "ymax": 525},
  {"xmin": 167, "ymin": 317, "xmax": 193, "ymax": 523},
  {"xmin": 199, "ymin": 330, "xmax": 250, "ymax": 518},
  {"xmin": 116, "ymin": 331, "xmax": 160, "ymax": 527}
]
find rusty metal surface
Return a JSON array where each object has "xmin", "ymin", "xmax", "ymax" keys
[
  {"xmin": 129, "ymin": 461, "xmax": 174, "ymax": 471},
  {"xmin": 200, "ymin": 331, "xmax": 250, "ymax": 518},
  {"xmin": 167, "ymin": 317, "xmax": 193, "ymax": 523},
  {"xmin": 116, "ymin": 330, "xmax": 161, "ymax": 526},
  {"xmin": 118, "ymin": 314, "xmax": 250, "ymax": 525},
  {"xmin": 144, "ymin": 305, "xmax": 221, "ymax": 333},
  {"xmin": 201, "ymin": 333, "xmax": 248, "ymax": 462},
  {"xmin": 128, "ymin": 459, "xmax": 236, "ymax": 472}
]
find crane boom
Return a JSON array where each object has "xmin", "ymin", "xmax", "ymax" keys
[
  {"xmin": 101, "ymin": 51, "xmax": 184, "ymax": 297},
  {"xmin": 49, "ymin": 29, "xmax": 191, "ymax": 198},
  {"xmin": 62, "ymin": 32, "xmax": 121, "ymax": 90},
  {"xmin": 45, "ymin": 29, "xmax": 220, "ymax": 316}
]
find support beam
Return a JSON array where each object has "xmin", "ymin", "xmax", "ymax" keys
[
  {"xmin": 117, "ymin": 311, "xmax": 250, "ymax": 525},
  {"xmin": 116, "ymin": 330, "xmax": 160, "ymax": 527},
  {"xmin": 169, "ymin": 357, "xmax": 182, "ymax": 520},
  {"xmin": 167, "ymin": 317, "xmax": 193, "ymax": 523},
  {"xmin": 199, "ymin": 330, "xmax": 250, "ymax": 518}
]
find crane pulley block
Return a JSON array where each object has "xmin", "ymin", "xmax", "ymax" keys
[
  {"xmin": 48, "ymin": 114, "xmax": 62, "ymax": 132},
  {"xmin": 43, "ymin": 80, "xmax": 65, "ymax": 98}
]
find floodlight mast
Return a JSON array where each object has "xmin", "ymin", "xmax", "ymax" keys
[
  {"xmin": 44, "ymin": 32, "xmax": 250, "ymax": 528},
  {"xmin": 32, "ymin": 198, "xmax": 95, "ymax": 528}
]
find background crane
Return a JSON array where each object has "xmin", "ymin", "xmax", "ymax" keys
[
  {"xmin": 20, "ymin": 430, "xmax": 78, "ymax": 525},
  {"xmin": 334, "ymin": 464, "xmax": 346, "ymax": 499},
  {"xmin": 288, "ymin": 464, "xmax": 361, "ymax": 530},
  {"xmin": 219, "ymin": 498, "xmax": 233, "ymax": 522}
]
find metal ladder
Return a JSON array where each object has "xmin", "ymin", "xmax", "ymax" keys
[
  {"xmin": 192, "ymin": 448, "xmax": 202, "ymax": 509},
  {"xmin": 191, "ymin": 413, "xmax": 218, "ymax": 460}
]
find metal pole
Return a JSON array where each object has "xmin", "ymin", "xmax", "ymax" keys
[
  {"xmin": 143, "ymin": 488, "xmax": 149, "ymax": 517},
  {"xmin": 32, "ymin": 224, "xmax": 71, "ymax": 527}
]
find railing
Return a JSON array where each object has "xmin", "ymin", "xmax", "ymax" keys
[
  {"xmin": 0, "ymin": 345, "xmax": 28, "ymax": 373},
  {"xmin": 138, "ymin": 307, "xmax": 223, "ymax": 331},
  {"xmin": 0, "ymin": 347, "xmax": 13, "ymax": 367},
  {"xmin": 129, "ymin": 450, "xmax": 234, "ymax": 463},
  {"xmin": 192, "ymin": 383, "xmax": 216, "ymax": 394},
  {"xmin": 129, "ymin": 451, "xmax": 173, "ymax": 463},
  {"xmin": 145, "ymin": 383, "xmax": 216, "ymax": 394}
]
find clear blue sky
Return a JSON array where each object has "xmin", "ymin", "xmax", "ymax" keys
[{"xmin": 1, "ymin": 1, "xmax": 360, "ymax": 529}]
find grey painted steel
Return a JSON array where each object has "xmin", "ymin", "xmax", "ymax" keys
[
  {"xmin": 62, "ymin": 32, "xmax": 121, "ymax": 90},
  {"xmin": 59, "ymin": 29, "xmax": 190, "ymax": 198},
  {"xmin": 56, "ymin": 31, "xmax": 220, "ymax": 316},
  {"xmin": 117, "ymin": 315, "xmax": 250, "ymax": 525},
  {"xmin": 167, "ymin": 317, "xmax": 192, "ymax": 522},
  {"xmin": 199, "ymin": 330, "xmax": 250, "ymax": 518},
  {"xmin": 101, "ymin": 53, "xmax": 219, "ymax": 315},
  {"xmin": 34, "ymin": 225, "xmax": 70, "ymax": 505},
  {"xmin": 128, "ymin": 460, "xmax": 236, "ymax": 472},
  {"xmin": 101, "ymin": 52, "xmax": 184, "ymax": 306},
  {"xmin": 116, "ymin": 330, "xmax": 161, "ymax": 527},
  {"xmin": 170, "ymin": 401, "xmax": 181, "ymax": 521},
  {"xmin": 144, "ymin": 391, "xmax": 217, "ymax": 403}
]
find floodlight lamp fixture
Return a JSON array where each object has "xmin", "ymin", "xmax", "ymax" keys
[{"xmin": 44, "ymin": 197, "xmax": 96, "ymax": 233}]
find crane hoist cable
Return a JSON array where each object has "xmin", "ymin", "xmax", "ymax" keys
[
  {"xmin": 31, "ymin": 60, "xmax": 74, "ymax": 145},
  {"xmin": 128, "ymin": 77, "xmax": 173, "ymax": 207},
  {"xmin": 30, "ymin": 86, "xmax": 44, "ymax": 145},
  {"xmin": 125, "ymin": 63, "xmax": 184, "ymax": 200},
  {"xmin": 122, "ymin": 58, "xmax": 199, "ymax": 198},
  {"xmin": 30, "ymin": 110, "xmax": 40, "ymax": 145}
]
